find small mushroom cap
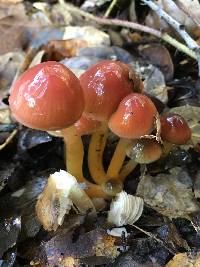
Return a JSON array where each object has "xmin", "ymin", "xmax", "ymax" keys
[
  {"xmin": 160, "ymin": 114, "xmax": 191, "ymax": 145},
  {"xmin": 9, "ymin": 61, "xmax": 84, "ymax": 131},
  {"xmin": 126, "ymin": 138, "xmax": 162, "ymax": 164},
  {"xmin": 108, "ymin": 93, "xmax": 157, "ymax": 139},
  {"xmin": 79, "ymin": 60, "xmax": 143, "ymax": 121},
  {"xmin": 74, "ymin": 114, "xmax": 101, "ymax": 136}
]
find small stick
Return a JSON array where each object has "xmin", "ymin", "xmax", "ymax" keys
[
  {"xmin": 142, "ymin": 0, "xmax": 200, "ymax": 75},
  {"xmin": 104, "ymin": 0, "xmax": 118, "ymax": 18},
  {"xmin": 132, "ymin": 224, "xmax": 175, "ymax": 255},
  {"xmin": 0, "ymin": 129, "xmax": 18, "ymax": 150}
]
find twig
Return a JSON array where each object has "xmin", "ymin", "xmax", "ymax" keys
[
  {"xmin": 176, "ymin": 0, "xmax": 200, "ymax": 27},
  {"xmin": 0, "ymin": 129, "xmax": 18, "ymax": 151},
  {"xmin": 132, "ymin": 224, "xmax": 175, "ymax": 255},
  {"xmin": 104, "ymin": 0, "xmax": 118, "ymax": 18},
  {"xmin": 58, "ymin": 1, "xmax": 197, "ymax": 60},
  {"xmin": 142, "ymin": 0, "xmax": 200, "ymax": 75}
]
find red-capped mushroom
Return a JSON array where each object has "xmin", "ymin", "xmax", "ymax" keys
[
  {"xmin": 79, "ymin": 60, "xmax": 143, "ymax": 188},
  {"xmin": 107, "ymin": 93, "xmax": 158, "ymax": 179},
  {"xmin": 160, "ymin": 114, "xmax": 191, "ymax": 145},
  {"xmin": 9, "ymin": 61, "xmax": 84, "ymax": 130},
  {"xmin": 80, "ymin": 60, "xmax": 143, "ymax": 121},
  {"xmin": 108, "ymin": 93, "xmax": 157, "ymax": 139},
  {"xmin": 126, "ymin": 138, "xmax": 163, "ymax": 164},
  {"xmin": 9, "ymin": 61, "xmax": 106, "ymax": 198},
  {"xmin": 74, "ymin": 114, "xmax": 101, "ymax": 136}
]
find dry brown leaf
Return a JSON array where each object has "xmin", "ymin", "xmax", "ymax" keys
[
  {"xmin": 43, "ymin": 39, "xmax": 89, "ymax": 61},
  {"xmin": 137, "ymin": 167, "xmax": 199, "ymax": 219},
  {"xmin": 0, "ymin": 3, "xmax": 28, "ymax": 55},
  {"xmin": 139, "ymin": 44, "xmax": 174, "ymax": 81},
  {"xmin": 166, "ymin": 252, "xmax": 200, "ymax": 267}
]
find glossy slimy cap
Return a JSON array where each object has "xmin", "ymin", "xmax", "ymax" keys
[
  {"xmin": 160, "ymin": 114, "xmax": 191, "ymax": 145},
  {"xmin": 108, "ymin": 93, "xmax": 157, "ymax": 139},
  {"xmin": 9, "ymin": 61, "xmax": 84, "ymax": 130},
  {"xmin": 79, "ymin": 60, "xmax": 143, "ymax": 121},
  {"xmin": 126, "ymin": 138, "xmax": 162, "ymax": 164}
]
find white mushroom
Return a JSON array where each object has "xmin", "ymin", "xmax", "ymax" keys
[
  {"xmin": 36, "ymin": 170, "xmax": 96, "ymax": 231},
  {"xmin": 108, "ymin": 191, "xmax": 144, "ymax": 227}
]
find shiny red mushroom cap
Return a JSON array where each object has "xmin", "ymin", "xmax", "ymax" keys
[
  {"xmin": 9, "ymin": 61, "xmax": 84, "ymax": 130},
  {"xmin": 79, "ymin": 60, "xmax": 143, "ymax": 121},
  {"xmin": 160, "ymin": 114, "xmax": 191, "ymax": 145},
  {"xmin": 108, "ymin": 93, "xmax": 157, "ymax": 139}
]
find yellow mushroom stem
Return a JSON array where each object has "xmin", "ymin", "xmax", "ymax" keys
[
  {"xmin": 106, "ymin": 138, "xmax": 130, "ymax": 179},
  {"xmin": 61, "ymin": 125, "xmax": 107, "ymax": 198},
  {"xmin": 88, "ymin": 123, "xmax": 108, "ymax": 184},
  {"xmin": 119, "ymin": 159, "xmax": 138, "ymax": 181}
]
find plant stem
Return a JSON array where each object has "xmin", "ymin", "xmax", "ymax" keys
[{"xmin": 104, "ymin": 0, "xmax": 118, "ymax": 18}]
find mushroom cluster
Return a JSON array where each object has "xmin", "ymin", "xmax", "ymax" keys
[{"xmin": 9, "ymin": 60, "xmax": 192, "ymax": 199}]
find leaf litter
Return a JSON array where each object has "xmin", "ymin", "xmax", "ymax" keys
[{"xmin": 0, "ymin": 0, "xmax": 200, "ymax": 266}]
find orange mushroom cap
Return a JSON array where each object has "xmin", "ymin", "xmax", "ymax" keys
[
  {"xmin": 160, "ymin": 114, "xmax": 191, "ymax": 145},
  {"xmin": 9, "ymin": 61, "xmax": 84, "ymax": 131},
  {"xmin": 126, "ymin": 138, "xmax": 162, "ymax": 164},
  {"xmin": 108, "ymin": 93, "xmax": 157, "ymax": 139},
  {"xmin": 79, "ymin": 60, "xmax": 143, "ymax": 122},
  {"xmin": 74, "ymin": 114, "xmax": 101, "ymax": 136}
]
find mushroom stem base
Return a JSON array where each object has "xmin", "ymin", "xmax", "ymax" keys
[{"xmin": 62, "ymin": 125, "xmax": 107, "ymax": 198}]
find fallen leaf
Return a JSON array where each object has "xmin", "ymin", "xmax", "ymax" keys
[
  {"xmin": 0, "ymin": 3, "xmax": 28, "ymax": 55},
  {"xmin": 113, "ymin": 237, "xmax": 170, "ymax": 267},
  {"xmin": 0, "ymin": 52, "xmax": 24, "ymax": 97},
  {"xmin": 63, "ymin": 26, "xmax": 110, "ymax": 47},
  {"xmin": 130, "ymin": 61, "xmax": 168, "ymax": 103},
  {"xmin": 43, "ymin": 39, "xmax": 89, "ymax": 61},
  {"xmin": 166, "ymin": 252, "xmax": 200, "ymax": 267},
  {"xmin": 139, "ymin": 44, "xmax": 174, "ymax": 81},
  {"xmin": 35, "ymin": 229, "xmax": 119, "ymax": 266},
  {"xmin": 137, "ymin": 167, "xmax": 199, "ymax": 218},
  {"xmin": 18, "ymin": 128, "xmax": 52, "ymax": 152},
  {"xmin": 0, "ymin": 216, "xmax": 21, "ymax": 257}
]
